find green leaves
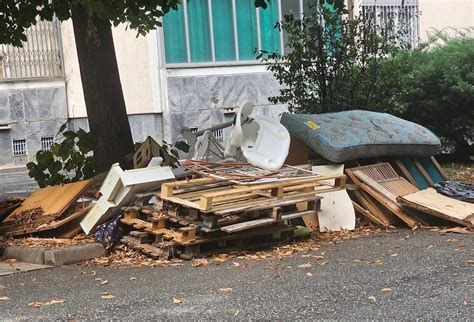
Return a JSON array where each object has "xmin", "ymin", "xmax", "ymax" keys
[
  {"xmin": 1, "ymin": 0, "xmax": 270, "ymax": 46},
  {"xmin": 27, "ymin": 125, "xmax": 97, "ymax": 187},
  {"xmin": 263, "ymin": 2, "xmax": 412, "ymax": 114}
]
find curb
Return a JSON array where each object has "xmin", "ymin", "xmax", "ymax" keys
[{"xmin": 0, "ymin": 243, "xmax": 105, "ymax": 266}]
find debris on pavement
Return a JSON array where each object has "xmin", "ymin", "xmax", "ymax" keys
[{"xmin": 0, "ymin": 108, "xmax": 472, "ymax": 267}]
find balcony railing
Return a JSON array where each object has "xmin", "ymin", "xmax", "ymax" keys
[{"xmin": 0, "ymin": 18, "xmax": 64, "ymax": 80}]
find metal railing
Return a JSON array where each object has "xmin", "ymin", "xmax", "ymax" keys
[{"xmin": 0, "ymin": 18, "xmax": 64, "ymax": 80}]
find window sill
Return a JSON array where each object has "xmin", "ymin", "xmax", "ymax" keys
[
  {"xmin": 164, "ymin": 60, "xmax": 264, "ymax": 69},
  {"xmin": 164, "ymin": 61, "xmax": 271, "ymax": 77}
]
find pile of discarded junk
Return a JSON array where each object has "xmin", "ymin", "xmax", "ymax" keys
[{"xmin": 1, "ymin": 103, "xmax": 472, "ymax": 260}]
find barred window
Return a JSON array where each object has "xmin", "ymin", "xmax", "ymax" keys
[
  {"xmin": 0, "ymin": 18, "xmax": 63, "ymax": 79},
  {"xmin": 12, "ymin": 139, "xmax": 27, "ymax": 156},
  {"xmin": 41, "ymin": 137, "xmax": 54, "ymax": 151},
  {"xmin": 212, "ymin": 129, "xmax": 224, "ymax": 141},
  {"xmin": 362, "ymin": 0, "xmax": 420, "ymax": 48}
]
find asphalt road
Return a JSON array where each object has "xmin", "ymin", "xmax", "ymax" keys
[{"xmin": 0, "ymin": 229, "xmax": 472, "ymax": 319}]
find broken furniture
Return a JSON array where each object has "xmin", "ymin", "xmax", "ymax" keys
[{"xmin": 80, "ymin": 163, "xmax": 175, "ymax": 234}]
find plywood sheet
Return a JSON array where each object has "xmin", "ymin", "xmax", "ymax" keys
[
  {"xmin": 6, "ymin": 180, "xmax": 91, "ymax": 222},
  {"xmin": 398, "ymin": 188, "xmax": 474, "ymax": 226},
  {"xmin": 313, "ymin": 165, "xmax": 355, "ymax": 232}
]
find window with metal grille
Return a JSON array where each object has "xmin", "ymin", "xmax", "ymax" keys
[
  {"xmin": 212, "ymin": 129, "xmax": 224, "ymax": 141},
  {"xmin": 0, "ymin": 17, "xmax": 63, "ymax": 79},
  {"xmin": 41, "ymin": 137, "xmax": 54, "ymax": 151},
  {"xmin": 12, "ymin": 139, "xmax": 27, "ymax": 156},
  {"xmin": 362, "ymin": 0, "xmax": 420, "ymax": 49}
]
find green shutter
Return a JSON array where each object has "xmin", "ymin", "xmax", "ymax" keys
[
  {"xmin": 163, "ymin": 8, "xmax": 187, "ymax": 63},
  {"xmin": 236, "ymin": 0, "xmax": 258, "ymax": 60},
  {"xmin": 187, "ymin": 0, "xmax": 212, "ymax": 62},
  {"xmin": 259, "ymin": 0, "xmax": 281, "ymax": 54},
  {"xmin": 212, "ymin": 0, "xmax": 236, "ymax": 61}
]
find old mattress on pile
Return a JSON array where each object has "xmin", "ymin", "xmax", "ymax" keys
[{"xmin": 280, "ymin": 110, "xmax": 440, "ymax": 163}]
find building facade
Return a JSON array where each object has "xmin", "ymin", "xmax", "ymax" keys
[{"xmin": 0, "ymin": 0, "xmax": 472, "ymax": 167}]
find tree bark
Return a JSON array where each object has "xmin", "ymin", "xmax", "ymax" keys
[{"xmin": 71, "ymin": 5, "xmax": 134, "ymax": 171}]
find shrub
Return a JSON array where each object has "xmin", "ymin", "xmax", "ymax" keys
[
  {"xmin": 261, "ymin": 1, "xmax": 409, "ymax": 114},
  {"xmin": 27, "ymin": 124, "xmax": 97, "ymax": 187},
  {"xmin": 399, "ymin": 34, "xmax": 474, "ymax": 160}
]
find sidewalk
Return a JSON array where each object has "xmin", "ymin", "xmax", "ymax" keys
[{"xmin": 0, "ymin": 167, "xmax": 38, "ymax": 197}]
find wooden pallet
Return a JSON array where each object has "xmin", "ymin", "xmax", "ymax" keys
[
  {"xmin": 174, "ymin": 224, "xmax": 295, "ymax": 259},
  {"xmin": 160, "ymin": 175, "xmax": 345, "ymax": 212},
  {"xmin": 121, "ymin": 234, "xmax": 177, "ymax": 259}
]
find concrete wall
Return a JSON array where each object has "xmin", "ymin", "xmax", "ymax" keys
[
  {"xmin": 0, "ymin": 80, "xmax": 68, "ymax": 167},
  {"xmin": 419, "ymin": 0, "xmax": 473, "ymax": 40},
  {"xmin": 61, "ymin": 20, "xmax": 156, "ymax": 118},
  {"xmin": 163, "ymin": 70, "xmax": 287, "ymax": 143}
]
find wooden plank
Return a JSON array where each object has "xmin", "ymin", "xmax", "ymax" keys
[
  {"xmin": 398, "ymin": 188, "xmax": 474, "ymax": 226},
  {"xmin": 357, "ymin": 181, "xmax": 419, "ymax": 228},
  {"xmin": 220, "ymin": 209, "xmax": 317, "ymax": 233},
  {"xmin": 0, "ymin": 205, "xmax": 92, "ymax": 237},
  {"xmin": 221, "ymin": 218, "xmax": 276, "ymax": 233},
  {"xmin": 392, "ymin": 160, "xmax": 418, "ymax": 187},
  {"xmin": 345, "ymin": 169, "xmax": 392, "ymax": 226},
  {"xmin": 414, "ymin": 160, "xmax": 435, "ymax": 186},
  {"xmin": 430, "ymin": 156, "xmax": 447, "ymax": 180},
  {"xmin": 214, "ymin": 196, "xmax": 322, "ymax": 216},
  {"xmin": 5, "ymin": 180, "xmax": 91, "ymax": 223}
]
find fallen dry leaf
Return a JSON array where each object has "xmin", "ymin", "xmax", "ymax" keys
[
  {"xmin": 0, "ymin": 296, "xmax": 11, "ymax": 301},
  {"xmin": 426, "ymin": 244, "xmax": 435, "ymax": 249},
  {"xmin": 191, "ymin": 259, "xmax": 209, "ymax": 267},
  {"xmin": 373, "ymin": 259, "xmax": 384, "ymax": 265},
  {"xmin": 0, "ymin": 285, "xmax": 6, "ymax": 290},
  {"xmin": 218, "ymin": 288, "xmax": 232, "ymax": 293},
  {"xmin": 466, "ymin": 260, "xmax": 474, "ymax": 264},
  {"xmin": 306, "ymin": 272, "xmax": 313, "ymax": 277},
  {"xmin": 301, "ymin": 254, "xmax": 324, "ymax": 260},
  {"xmin": 91, "ymin": 271, "xmax": 96, "ymax": 276},
  {"xmin": 390, "ymin": 253, "xmax": 398, "ymax": 257},
  {"xmin": 28, "ymin": 301, "xmax": 43, "ymax": 308},
  {"xmin": 45, "ymin": 299, "xmax": 66, "ymax": 305},
  {"xmin": 232, "ymin": 262, "xmax": 241, "ymax": 268},
  {"xmin": 353, "ymin": 259, "xmax": 363, "ymax": 263},
  {"xmin": 368, "ymin": 296, "xmax": 377, "ymax": 302},
  {"xmin": 381, "ymin": 288, "xmax": 392, "ymax": 292},
  {"xmin": 101, "ymin": 292, "xmax": 114, "ymax": 300},
  {"xmin": 298, "ymin": 263, "xmax": 312, "ymax": 268},
  {"xmin": 233, "ymin": 309, "xmax": 240, "ymax": 316},
  {"xmin": 172, "ymin": 297, "xmax": 182, "ymax": 304},
  {"xmin": 95, "ymin": 278, "xmax": 102, "ymax": 282},
  {"xmin": 130, "ymin": 277, "xmax": 137, "ymax": 280},
  {"xmin": 100, "ymin": 280, "xmax": 108, "ymax": 285},
  {"xmin": 464, "ymin": 300, "xmax": 468, "ymax": 306}
]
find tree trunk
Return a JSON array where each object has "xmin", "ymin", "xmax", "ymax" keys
[{"xmin": 71, "ymin": 5, "xmax": 134, "ymax": 171}]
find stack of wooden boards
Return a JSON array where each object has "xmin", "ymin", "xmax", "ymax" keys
[
  {"xmin": 347, "ymin": 159, "xmax": 474, "ymax": 228},
  {"xmin": 0, "ymin": 180, "xmax": 92, "ymax": 238},
  {"xmin": 119, "ymin": 173, "xmax": 346, "ymax": 259}
]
